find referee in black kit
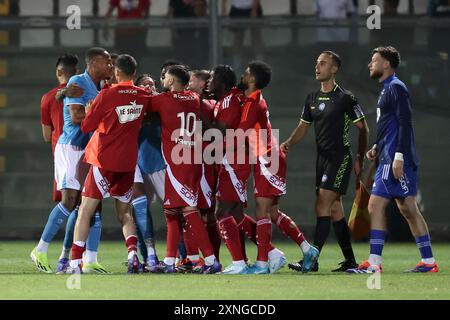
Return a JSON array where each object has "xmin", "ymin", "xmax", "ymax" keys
[{"xmin": 280, "ymin": 51, "xmax": 369, "ymax": 272}]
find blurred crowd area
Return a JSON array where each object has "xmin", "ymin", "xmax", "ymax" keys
[{"xmin": 1, "ymin": 0, "xmax": 449, "ymax": 18}]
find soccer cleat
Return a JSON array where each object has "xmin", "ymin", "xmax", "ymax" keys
[
  {"xmin": 30, "ymin": 248, "xmax": 53, "ymax": 274},
  {"xmin": 201, "ymin": 260, "xmax": 222, "ymax": 274},
  {"xmin": 127, "ymin": 254, "xmax": 141, "ymax": 274},
  {"xmin": 152, "ymin": 261, "xmax": 176, "ymax": 273},
  {"xmin": 220, "ymin": 263, "xmax": 249, "ymax": 275},
  {"xmin": 191, "ymin": 258, "xmax": 206, "ymax": 274},
  {"xmin": 269, "ymin": 255, "xmax": 287, "ymax": 274},
  {"xmin": 346, "ymin": 261, "xmax": 382, "ymax": 274},
  {"xmin": 83, "ymin": 261, "xmax": 111, "ymax": 274},
  {"xmin": 405, "ymin": 261, "xmax": 439, "ymax": 273},
  {"xmin": 288, "ymin": 259, "xmax": 319, "ymax": 273},
  {"xmin": 332, "ymin": 259, "xmax": 358, "ymax": 272},
  {"xmin": 245, "ymin": 263, "xmax": 270, "ymax": 275},
  {"xmin": 301, "ymin": 246, "xmax": 320, "ymax": 273},
  {"xmin": 55, "ymin": 258, "xmax": 70, "ymax": 274},
  {"xmin": 65, "ymin": 264, "xmax": 82, "ymax": 274},
  {"xmin": 145, "ymin": 255, "xmax": 159, "ymax": 273},
  {"xmin": 176, "ymin": 258, "xmax": 194, "ymax": 273}
]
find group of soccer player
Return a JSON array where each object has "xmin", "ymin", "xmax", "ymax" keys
[{"xmin": 32, "ymin": 44, "xmax": 438, "ymax": 275}]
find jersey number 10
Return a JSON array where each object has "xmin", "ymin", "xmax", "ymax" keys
[{"xmin": 177, "ymin": 112, "xmax": 196, "ymax": 137}]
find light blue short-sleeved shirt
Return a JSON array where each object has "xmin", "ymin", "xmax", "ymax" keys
[{"xmin": 58, "ymin": 70, "xmax": 100, "ymax": 148}]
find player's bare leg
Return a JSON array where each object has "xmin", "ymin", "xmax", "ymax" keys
[
  {"xmin": 67, "ymin": 196, "xmax": 100, "ymax": 273},
  {"xmin": 396, "ymin": 196, "xmax": 438, "ymax": 272}
]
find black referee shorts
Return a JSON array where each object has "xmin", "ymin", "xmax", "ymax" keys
[{"xmin": 315, "ymin": 151, "xmax": 353, "ymax": 195}]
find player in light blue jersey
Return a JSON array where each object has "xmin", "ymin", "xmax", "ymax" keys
[
  {"xmin": 347, "ymin": 46, "xmax": 438, "ymax": 274},
  {"xmin": 31, "ymin": 48, "xmax": 113, "ymax": 274},
  {"xmin": 130, "ymin": 74, "xmax": 165, "ymax": 272}
]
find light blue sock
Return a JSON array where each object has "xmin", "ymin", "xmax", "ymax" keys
[
  {"xmin": 86, "ymin": 212, "xmax": 102, "ymax": 252},
  {"xmin": 41, "ymin": 203, "xmax": 71, "ymax": 243},
  {"xmin": 132, "ymin": 196, "xmax": 156, "ymax": 261},
  {"xmin": 63, "ymin": 206, "xmax": 79, "ymax": 250}
]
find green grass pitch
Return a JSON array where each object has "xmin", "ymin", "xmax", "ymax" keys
[{"xmin": 0, "ymin": 241, "xmax": 448, "ymax": 299}]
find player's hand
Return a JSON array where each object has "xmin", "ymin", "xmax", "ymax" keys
[
  {"xmin": 85, "ymin": 99, "xmax": 93, "ymax": 114},
  {"xmin": 250, "ymin": 8, "xmax": 258, "ymax": 18},
  {"xmin": 66, "ymin": 84, "xmax": 84, "ymax": 98},
  {"xmin": 392, "ymin": 159, "xmax": 404, "ymax": 180},
  {"xmin": 280, "ymin": 141, "xmax": 290, "ymax": 154},
  {"xmin": 366, "ymin": 148, "xmax": 378, "ymax": 161}
]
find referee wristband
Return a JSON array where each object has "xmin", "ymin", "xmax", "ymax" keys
[{"xmin": 394, "ymin": 152, "xmax": 404, "ymax": 161}]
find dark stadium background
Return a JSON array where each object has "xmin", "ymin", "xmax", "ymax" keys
[{"xmin": 0, "ymin": 0, "xmax": 449, "ymax": 242}]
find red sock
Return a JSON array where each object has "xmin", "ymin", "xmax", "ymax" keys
[
  {"xmin": 165, "ymin": 209, "xmax": 181, "ymax": 259},
  {"xmin": 71, "ymin": 243, "xmax": 85, "ymax": 261},
  {"xmin": 206, "ymin": 222, "xmax": 221, "ymax": 262},
  {"xmin": 125, "ymin": 235, "xmax": 138, "ymax": 253},
  {"xmin": 183, "ymin": 210, "xmax": 214, "ymax": 258},
  {"xmin": 273, "ymin": 210, "xmax": 306, "ymax": 246},
  {"xmin": 238, "ymin": 214, "xmax": 275, "ymax": 252},
  {"xmin": 183, "ymin": 223, "xmax": 199, "ymax": 257},
  {"xmin": 256, "ymin": 217, "xmax": 272, "ymax": 262},
  {"xmin": 218, "ymin": 216, "xmax": 244, "ymax": 262},
  {"xmin": 239, "ymin": 229, "xmax": 248, "ymax": 262}
]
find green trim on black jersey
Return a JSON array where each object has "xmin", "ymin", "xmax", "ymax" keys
[{"xmin": 333, "ymin": 154, "xmax": 350, "ymax": 189}]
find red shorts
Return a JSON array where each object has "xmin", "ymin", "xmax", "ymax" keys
[
  {"xmin": 217, "ymin": 161, "xmax": 250, "ymax": 203},
  {"xmin": 82, "ymin": 165, "xmax": 134, "ymax": 203},
  {"xmin": 53, "ymin": 179, "xmax": 62, "ymax": 202},
  {"xmin": 253, "ymin": 151, "xmax": 287, "ymax": 199},
  {"xmin": 198, "ymin": 163, "xmax": 219, "ymax": 210},
  {"xmin": 164, "ymin": 163, "xmax": 202, "ymax": 209}
]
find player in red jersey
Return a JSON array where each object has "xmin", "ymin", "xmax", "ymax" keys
[
  {"xmin": 66, "ymin": 54, "xmax": 151, "ymax": 274},
  {"xmin": 199, "ymin": 64, "xmax": 265, "ymax": 274},
  {"xmin": 175, "ymin": 69, "xmax": 221, "ymax": 273},
  {"xmin": 41, "ymin": 54, "xmax": 79, "ymax": 202},
  {"xmin": 149, "ymin": 65, "xmax": 221, "ymax": 274},
  {"xmin": 236, "ymin": 61, "xmax": 318, "ymax": 274}
]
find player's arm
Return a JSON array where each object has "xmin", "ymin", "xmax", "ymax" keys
[
  {"xmin": 41, "ymin": 125, "xmax": 52, "ymax": 143},
  {"xmin": 347, "ymin": 95, "xmax": 369, "ymax": 176},
  {"xmin": 69, "ymin": 104, "xmax": 85, "ymax": 125},
  {"xmin": 281, "ymin": 96, "xmax": 312, "ymax": 153},
  {"xmin": 354, "ymin": 119, "xmax": 369, "ymax": 178},
  {"xmin": 56, "ymin": 84, "xmax": 84, "ymax": 101},
  {"xmin": 80, "ymin": 93, "xmax": 105, "ymax": 133},
  {"xmin": 40, "ymin": 94, "xmax": 53, "ymax": 143},
  {"xmin": 280, "ymin": 120, "xmax": 310, "ymax": 154},
  {"xmin": 392, "ymin": 84, "xmax": 412, "ymax": 179}
]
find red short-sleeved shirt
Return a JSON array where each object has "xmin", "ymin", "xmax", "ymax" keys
[
  {"xmin": 40, "ymin": 83, "xmax": 66, "ymax": 153},
  {"xmin": 149, "ymin": 90, "xmax": 201, "ymax": 166},
  {"xmin": 238, "ymin": 90, "xmax": 279, "ymax": 158},
  {"xmin": 81, "ymin": 81, "xmax": 151, "ymax": 172},
  {"xmin": 110, "ymin": 0, "xmax": 151, "ymax": 19}
]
